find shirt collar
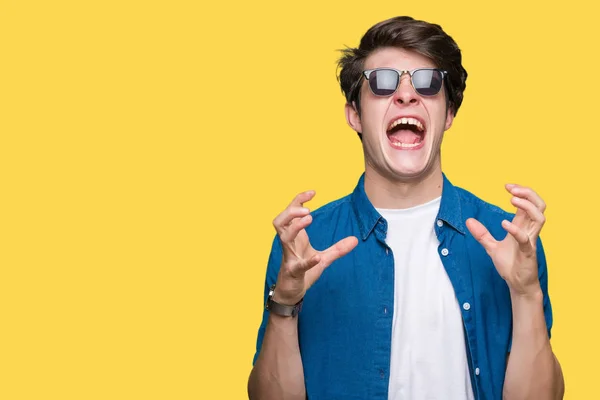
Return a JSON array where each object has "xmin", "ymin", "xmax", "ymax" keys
[
  {"xmin": 438, "ymin": 173, "xmax": 466, "ymax": 235},
  {"xmin": 350, "ymin": 172, "xmax": 466, "ymax": 240},
  {"xmin": 350, "ymin": 174, "xmax": 382, "ymax": 241}
]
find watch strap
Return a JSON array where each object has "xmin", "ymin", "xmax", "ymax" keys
[{"xmin": 266, "ymin": 284, "xmax": 303, "ymax": 317}]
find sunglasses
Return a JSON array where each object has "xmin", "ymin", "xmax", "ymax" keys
[{"xmin": 362, "ymin": 68, "xmax": 447, "ymax": 97}]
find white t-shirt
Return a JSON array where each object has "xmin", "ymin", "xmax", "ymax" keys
[{"xmin": 377, "ymin": 197, "xmax": 475, "ymax": 400}]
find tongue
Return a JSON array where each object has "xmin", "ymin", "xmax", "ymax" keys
[{"xmin": 388, "ymin": 129, "xmax": 422, "ymax": 144}]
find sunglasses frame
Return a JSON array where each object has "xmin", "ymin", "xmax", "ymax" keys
[{"xmin": 362, "ymin": 68, "xmax": 448, "ymax": 97}]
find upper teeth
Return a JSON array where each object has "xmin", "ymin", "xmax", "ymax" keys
[{"xmin": 389, "ymin": 117, "xmax": 424, "ymax": 131}]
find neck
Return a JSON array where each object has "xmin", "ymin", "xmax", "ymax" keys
[{"xmin": 364, "ymin": 164, "xmax": 443, "ymax": 209}]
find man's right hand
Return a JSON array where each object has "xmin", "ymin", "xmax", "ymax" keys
[{"xmin": 271, "ymin": 190, "xmax": 359, "ymax": 306}]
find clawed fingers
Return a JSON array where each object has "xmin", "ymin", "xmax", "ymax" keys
[
  {"xmin": 292, "ymin": 236, "xmax": 358, "ymax": 278},
  {"xmin": 501, "ymin": 219, "xmax": 534, "ymax": 254},
  {"xmin": 272, "ymin": 190, "xmax": 315, "ymax": 235},
  {"xmin": 506, "ymin": 184, "xmax": 547, "ymax": 213},
  {"xmin": 509, "ymin": 195, "xmax": 546, "ymax": 238},
  {"xmin": 280, "ymin": 214, "xmax": 313, "ymax": 244},
  {"xmin": 273, "ymin": 207, "xmax": 310, "ymax": 232}
]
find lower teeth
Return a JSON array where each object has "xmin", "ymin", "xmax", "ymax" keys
[{"xmin": 391, "ymin": 140, "xmax": 421, "ymax": 148}]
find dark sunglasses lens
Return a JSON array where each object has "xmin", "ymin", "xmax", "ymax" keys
[
  {"xmin": 412, "ymin": 69, "xmax": 444, "ymax": 96},
  {"xmin": 369, "ymin": 69, "xmax": 399, "ymax": 96}
]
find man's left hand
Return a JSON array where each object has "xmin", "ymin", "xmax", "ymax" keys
[{"xmin": 466, "ymin": 184, "xmax": 546, "ymax": 297}]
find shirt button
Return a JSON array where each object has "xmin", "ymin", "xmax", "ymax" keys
[
  {"xmin": 436, "ymin": 219, "xmax": 443, "ymax": 227},
  {"xmin": 441, "ymin": 248, "xmax": 449, "ymax": 256},
  {"xmin": 463, "ymin": 302, "xmax": 471, "ymax": 311},
  {"xmin": 380, "ymin": 369, "xmax": 385, "ymax": 378},
  {"xmin": 475, "ymin": 367, "xmax": 480, "ymax": 376},
  {"xmin": 384, "ymin": 307, "xmax": 388, "ymax": 314}
]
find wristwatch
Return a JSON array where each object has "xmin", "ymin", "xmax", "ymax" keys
[{"xmin": 265, "ymin": 284, "xmax": 303, "ymax": 317}]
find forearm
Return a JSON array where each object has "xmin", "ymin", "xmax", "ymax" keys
[
  {"xmin": 248, "ymin": 314, "xmax": 305, "ymax": 400},
  {"xmin": 503, "ymin": 289, "xmax": 564, "ymax": 400}
]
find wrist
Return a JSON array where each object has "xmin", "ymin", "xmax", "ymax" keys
[
  {"xmin": 272, "ymin": 291, "xmax": 299, "ymax": 306},
  {"xmin": 510, "ymin": 287, "xmax": 544, "ymax": 320},
  {"xmin": 509, "ymin": 285, "xmax": 549, "ymax": 346},
  {"xmin": 271, "ymin": 278, "xmax": 304, "ymax": 305},
  {"xmin": 509, "ymin": 284, "xmax": 543, "ymax": 303},
  {"xmin": 266, "ymin": 284, "xmax": 303, "ymax": 317}
]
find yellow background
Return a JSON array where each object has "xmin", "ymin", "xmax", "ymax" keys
[{"xmin": 1, "ymin": 0, "xmax": 597, "ymax": 398}]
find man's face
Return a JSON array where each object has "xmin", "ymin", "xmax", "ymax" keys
[{"xmin": 346, "ymin": 47, "xmax": 454, "ymax": 183}]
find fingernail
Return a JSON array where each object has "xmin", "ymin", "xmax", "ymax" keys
[{"xmin": 301, "ymin": 207, "xmax": 310, "ymax": 213}]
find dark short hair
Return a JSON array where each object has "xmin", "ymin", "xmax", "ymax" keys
[{"xmin": 337, "ymin": 16, "xmax": 468, "ymax": 117}]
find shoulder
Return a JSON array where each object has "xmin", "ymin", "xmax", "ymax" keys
[
  {"xmin": 310, "ymin": 194, "xmax": 353, "ymax": 220},
  {"xmin": 455, "ymin": 185, "xmax": 515, "ymax": 223},
  {"xmin": 304, "ymin": 193, "xmax": 357, "ymax": 248}
]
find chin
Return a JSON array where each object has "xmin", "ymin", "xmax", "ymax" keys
[
  {"xmin": 386, "ymin": 153, "xmax": 440, "ymax": 181},
  {"xmin": 385, "ymin": 152, "xmax": 432, "ymax": 176},
  {"xmin": 390, "ymin": 168, "xmax": 429, "ymax": 181}
]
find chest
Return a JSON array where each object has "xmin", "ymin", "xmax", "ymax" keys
[{"xmin": 299, "ymin": 229, "xmax": 512, "ymax": 400}]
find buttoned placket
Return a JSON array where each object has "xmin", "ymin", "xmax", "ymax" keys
[
  {"xmin": 435, "ymin": 217, "xmax": 481, "ymax": 399},
  {"xmin": 373, "ymin": 218, "xmax": 394, "ymax": 397}
]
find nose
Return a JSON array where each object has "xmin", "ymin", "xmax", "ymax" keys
[{"xmin": 394, "ymin": 73, "xmax": 419, "ymax": 105}]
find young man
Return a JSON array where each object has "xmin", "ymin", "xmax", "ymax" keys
[{"xmin": 248, "ymin": 16, "xmax": 564, "ymax": 400}]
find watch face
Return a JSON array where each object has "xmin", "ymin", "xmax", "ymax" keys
[
  {"xmin": 264, "ymin": 284, "xmax": 301, "ymax": 317},
  {"xmin": 266, "ymin": 285, "xmax": 275, "ymax": 310}
]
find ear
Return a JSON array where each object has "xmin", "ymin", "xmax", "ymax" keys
[
  {"xmin": 444, "ymin": 107, "xmax": 455, "ymax": 131},
  {"xmin": 345, "ymin": 102, "xmax": 362, "ymax": 134}
]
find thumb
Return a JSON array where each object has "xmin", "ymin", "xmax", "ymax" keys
[
  {"xmin": 318, "ymin": 236, "xmax": 359, "ymax": 269},
  {"xmin": 466, "ymin": 217, "xmax": 497, "ymax": 253}
]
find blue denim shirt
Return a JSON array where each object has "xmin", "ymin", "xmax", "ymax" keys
[{"xmin": 252, "ymin": 173, "xmax": 553, "ymax": 400}]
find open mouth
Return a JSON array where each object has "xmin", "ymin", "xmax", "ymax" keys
[{"xmin": 386, "ymin": 117, "xmax": 426, "ymax": 150}]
